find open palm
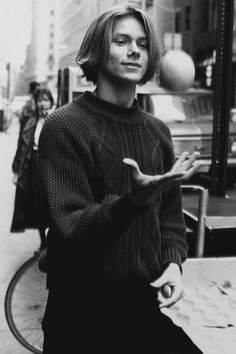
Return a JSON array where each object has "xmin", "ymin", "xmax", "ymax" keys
[{"xmin": 123, "ymin": 151, "xmax": 201, "ymax": 206}]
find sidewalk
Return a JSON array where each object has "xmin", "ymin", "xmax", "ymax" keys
[{"xmin": 0, "ymin": 118, "xmax": 40, "ymax": 353}]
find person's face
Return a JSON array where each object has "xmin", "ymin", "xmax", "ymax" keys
[
  {"xmin": 37, "ymin": 94, "xmax": 51, "ymax": 115},
  {"xmin": 100, "ymin": 15, "xmax": 148, "ymax": 85}
]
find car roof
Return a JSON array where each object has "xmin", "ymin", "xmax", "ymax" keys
[
  {"xmin": 137, "ymin": 83, "xmax": 213, "ymax": 96},
  {"xmin": 71, "ymin": 83, "xmax": 212, "ymax": 96}
]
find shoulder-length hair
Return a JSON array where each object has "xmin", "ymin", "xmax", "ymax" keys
[
  {"xmin": 35, "ymin": 88, "xmax": 54, "ymax": 108},
  {"xmin": 75, "ymin": 5, "xmax": 161, "ymax": 85}
]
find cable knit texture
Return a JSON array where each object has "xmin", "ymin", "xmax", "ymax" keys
[{"xmin": 38, "ymin": 91, "xmax": 188, "ymax": 287}]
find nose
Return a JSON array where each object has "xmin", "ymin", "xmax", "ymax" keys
[
  {"xmin": 40, "ymin": 100, "xmax": 47, "ymax": 107},
  {"xmin": 127, "ymin": 41, "xmax": 140, "ymax": 58}
]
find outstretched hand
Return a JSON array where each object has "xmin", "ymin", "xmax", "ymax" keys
[{"xmin": 123, "ymin": 151, "xmax": 201, "ymax": 206}]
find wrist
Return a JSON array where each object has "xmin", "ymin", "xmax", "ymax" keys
[
  {"xmin": 128, "ymin": 189, "xmax": 150, "ymax": 207},
  {"xmin": 162, "ymin": 262, "xmax": 182, "ymax": 274},
  {"xmin": 128, "ymin": 189, "xmax": 142, "ymax": 206},
  {"xmin": 127, "ymin": 190, "xmax": 150, "ymax": 210}
]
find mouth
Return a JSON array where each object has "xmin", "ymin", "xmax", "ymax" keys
[{"xmin": 122, "ymin": 62, "xmax": 141, "ymax": 68}]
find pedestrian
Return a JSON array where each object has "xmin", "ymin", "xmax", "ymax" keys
[
  {"xmin": 38, "ymin": 5, "xmax": 202, "ymax": 354},
  {"xmin": 20, "ymin": 81, "xmax": 40, "ymax": 129},
  {"xmin": 26, "ymin": 82, "xmax": 40, "ymax": 108},
  {"xmin": 11, "ymin": 88, "xmax": 54, "ymax": 254}
]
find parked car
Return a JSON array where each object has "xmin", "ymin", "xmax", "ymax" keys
[
  {"xmin": 57, "ymin": 67, "xmax": 236, "ymax": 187},
  {"xmin": 137, "ymin": 85, "xmax": 236, "ymax": 187}
]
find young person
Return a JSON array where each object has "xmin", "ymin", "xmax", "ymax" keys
[
  {"xmin": 38, "ymin": 5, "xmax": 202, "ymax": 353},
  {"xmin": 11, "ymin": 88, "xmax": 54, "ymax": 254}
]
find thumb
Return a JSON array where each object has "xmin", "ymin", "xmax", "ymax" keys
[
  {"xmin": 150, "ymin": 273, "xmax": 167, "ymax": 288},
  {"xmin": 123, "ymin": 158, "xmax": 142, "ymax": 179}
]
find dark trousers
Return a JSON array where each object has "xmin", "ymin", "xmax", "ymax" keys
[{"xmin": 42, "ymin": 279, "xmax": 202, "ymax": 354}]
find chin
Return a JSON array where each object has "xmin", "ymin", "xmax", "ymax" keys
[{"xmin": 116, "ymin": 75, "xmax": 143, "ymax": 85}]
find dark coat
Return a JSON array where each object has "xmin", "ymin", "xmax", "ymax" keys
[{"xmin": 11, "ymin": 114, "xmax": 38, "ymax": 232}]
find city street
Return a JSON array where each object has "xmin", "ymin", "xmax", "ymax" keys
[
  {"xmin": 1, "ymin": 0, "xmax": 236, "ymax": 353},
  {"xmin": 0, "ymin": 117, "xmax": 39, "ymax": 353},
  {"xmin": 0, "ymin": 116, "xmax": 236, "ymax": 354}
]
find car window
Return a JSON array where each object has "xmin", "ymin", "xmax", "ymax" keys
[
  {"xmin": 183, "ymin": 94, "xmax": 213, "ymax": 120},
  {"xmin": 141, "ymin": 92, "xmax": 213, "ymax": 123},
  {"xmin": 150, "ymin": 95, "xmax": 186, "ymax": 122}
]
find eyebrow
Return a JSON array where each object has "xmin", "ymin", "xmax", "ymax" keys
[{"xmin": 112, "ymin": 33, "xmax": 147, "ymax": 40}]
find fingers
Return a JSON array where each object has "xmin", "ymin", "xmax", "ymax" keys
[
  {"xmin": 123, "ymin": 151, "xmax": 201, "ymax": 186},
  {"xmin": 150, "ymin": 273, "xmax": 166, "ymax": 288},
  {"xmin": 182, "ymin": 151, "xmax": 200, "ymax": 171},
  {"xmin": 172, "ymin": 151, "xmax": 189, "ymax": 171},
  {"xmin": 123, "ymin": 158, "xmax": 142, "ymax": 179},
  {"xmin": 161, "ymin": 284, "xmax": 172, "ymax": 298},
  {"xmin": 181, "ymin": 160, "xmax": 202, "ymax": 181},
  {"xmin": 158, "ymin": 287, "xmax": 185, "ymax": 309},
  {"xmin": 150, "ymin": 277, "xmax": 177, "ymax": 308},
  {"xmin": 153, "ymin": 278, "xmax": 185, "ymax": 309},
  {"xmin": 157, "ymin": 286, "xmax": 172, "ymax": 303},
  {"xmin": 172, "ymin": 151, "xmax": 200, "ymax": 173}
]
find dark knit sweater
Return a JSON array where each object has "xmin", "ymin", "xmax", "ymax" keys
[{"xmin": 38, "ymin": 91, "xmax": 188, "ymax": 286}]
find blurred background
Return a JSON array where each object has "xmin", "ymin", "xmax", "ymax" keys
[
  {"xmin": 1, "ymin": 0, "xmax": 236, "ymax": 118},
  {"xmin": 0, "ymin": 0, "xmax": 236, "ymax": 224},
  {"xmin": 0, "ymin": 2, "xmax": 236, "ymax": 353}
]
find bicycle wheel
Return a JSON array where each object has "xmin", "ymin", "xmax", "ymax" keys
[{"xmin": 5, "ymin": 255, "xmax": 48, "ymax": 353}]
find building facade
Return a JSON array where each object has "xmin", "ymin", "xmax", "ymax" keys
[
  {"xmin": 16, "ymin": 0, "xmax": 60, "ymax": 96},
  {"xmin": 16, "ymin": 0, "xmax": 236, "ymax": 103}
]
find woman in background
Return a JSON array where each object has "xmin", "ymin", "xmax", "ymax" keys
[{"xmin": 10, "ymin": 88, "xmax": 54, "ymax": 254}]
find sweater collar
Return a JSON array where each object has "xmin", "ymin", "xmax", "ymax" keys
[{"xmin": 75, "ymin": 91, "xmax": 143, "ymax": 125}]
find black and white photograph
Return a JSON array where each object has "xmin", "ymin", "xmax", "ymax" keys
[{"xmin": 0, "ymin": 1, "xmax": 236, "ymax": 353}]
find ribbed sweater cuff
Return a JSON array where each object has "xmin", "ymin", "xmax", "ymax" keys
[{"xmin": 161, "ymin": 246, "xmax": 182, "ymax": 270}]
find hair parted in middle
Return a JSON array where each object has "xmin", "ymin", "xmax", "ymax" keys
[
  {"xmin": 35, "ymin": 88, "xmax": 54, "ymax": 108},
  {"xmin": 75, "ymin": 4, "xmax": 161, "ymax": 85}
]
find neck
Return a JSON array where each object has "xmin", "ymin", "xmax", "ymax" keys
[
  {"xmin": 96, "ymin": 73, "xmax": 136, "ymax": 108},
  {"xmin": 39, "ymin": 111, "xmax": 49, "ymax": 119}
]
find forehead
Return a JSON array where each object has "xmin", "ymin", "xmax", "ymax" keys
[
  {"xmin": 37, "ymin": 93, "xmax": 50, "ymax": 100},
  {"xmin": 112, "ymin": 15, "xmax": 146, "ymax": 37}
]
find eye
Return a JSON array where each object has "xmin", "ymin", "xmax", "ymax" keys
[
  {"xmin": 114, "ymin": 38, "xmax": 127, "ymax": 45},
  {"xmin": 138, "ymin": 40, "xmax": 148, "ymax": 49}
]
